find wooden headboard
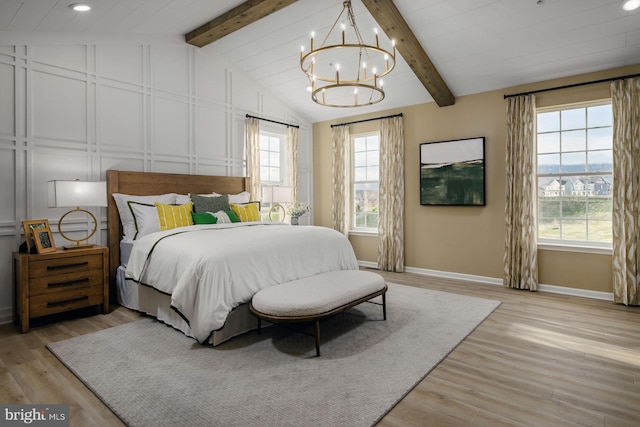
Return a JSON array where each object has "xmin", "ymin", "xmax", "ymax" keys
[{"xmin": 106, "ymin": 170, "xmax": 250, "ymax": 304}]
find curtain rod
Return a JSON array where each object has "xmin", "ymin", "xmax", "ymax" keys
[
  {"xmin": 245, "ymin": 114, "xmax": 299, "ymax": 129},
  {"xmin": 330, "ymin": 113, "xmax": 403, "ymax": 128},
  {"xmin": 503, "ymin": 73, "xmax": 640, "ymax": 99}
]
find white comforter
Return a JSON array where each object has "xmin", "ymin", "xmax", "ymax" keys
[{"xmin": 125, "ymin": 222, "xmax": 359, "ymax": 342}]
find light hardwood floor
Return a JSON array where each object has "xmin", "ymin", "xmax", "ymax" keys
[{"xmin": 1, "ymin": 271, "xmax": 639, "ymax": 427}]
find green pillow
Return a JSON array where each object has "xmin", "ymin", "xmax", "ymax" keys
[
  {"xmin": 191, "ymin": 194, "xmax": 230, "ymax": 213},
  {"xmin": 226, "ymin": 210, "xmax": 240, "ymax": 223},
  {"xmin": 191, "ymin": 212, "xmax": 218, "ymax": 224}
]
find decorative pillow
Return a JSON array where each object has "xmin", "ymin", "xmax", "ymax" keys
[
  {"xmin": 192, "ymin": 212, "xmax": 217, "ymax": 224},
  {"xmin": 228, "ymin": 191, "xmax": 251, "ymax": 204},
  {"xmin": 211, "ymin": 210, "xmax": 240, "ymax": 224},
  {"xmin": 128, "ymin": 201, "xmax": 162, "ymax": 240},
  {"xmin": 191, "ymin": 194, "xmax": 230, "ymax": 213},
  {"xmin": 173, "ymin": 194, "xmax": 192, "ymax": 205},
  {"xmin": 155, "ymin": 202, "xmax": 194, "ymax": 231},
  {"xmin": 230, "ymin": 202, "xmax": 261, "ymax": 222},
  {"xmin": 114, "ymin": 193, "xmax": 175, "ymax": 240}
]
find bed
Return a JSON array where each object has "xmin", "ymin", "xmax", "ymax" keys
[{"xmin": 106, "ymin": 170, "xmax": 359, "ymax": 345}]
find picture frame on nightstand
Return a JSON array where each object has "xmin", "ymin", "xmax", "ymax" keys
[
  {"xmin": 21, "ymin": 219, "xmax": 51, "ymax": 252},
  {"xmin": 33, "ymin": 227, "xmax": 56, "ymax": 254}
]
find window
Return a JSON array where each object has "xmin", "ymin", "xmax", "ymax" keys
[
  {"xmin": 260, "ymin": 132, "xmax": 284, "ymax": 185},
  {"xmin": 536, "ymin": 102, "xmax": 613, "ymax": 247},
  {"xmin": 352, "ymin": 132, "xmax": 380, "ymax": 231}
]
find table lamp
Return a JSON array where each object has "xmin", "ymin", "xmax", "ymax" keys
[
  {"xmin": 261, "ymin": 186, "xmax": 292, "ymax": 221},
  {"xmin": 48, "ymin": 180, "xmax": 107, "ymax": 249}
]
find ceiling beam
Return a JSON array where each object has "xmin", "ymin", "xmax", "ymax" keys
[
  {"xmin": 360, "ymin": 0, "xmax": 455, "ymax": 107},
  {"xmin": 186, "ymin": 0, "xmax": 298, "ymax": 48}
]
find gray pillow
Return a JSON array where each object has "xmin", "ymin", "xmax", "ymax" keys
[{"xmin": 191, "ymin": 194, "xmax": 230, "ymax": 213}]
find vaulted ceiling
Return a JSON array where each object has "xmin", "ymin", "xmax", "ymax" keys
[{"xmin": 1, "ymin": 0, "xmax": 639, "ymax": 123}]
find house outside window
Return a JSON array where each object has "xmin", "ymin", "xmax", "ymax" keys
[
  {"xmin": 352, "ymin": 132, "xmax": 379, "ymax": 231},
  {"xmin": 536, "ymin": 102, "xmax": 613, "ymax": 247}
]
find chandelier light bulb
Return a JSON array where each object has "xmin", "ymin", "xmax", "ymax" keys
[{"xmin": 69, "ymin": 3, "xmax": 91, "ymax": 12}]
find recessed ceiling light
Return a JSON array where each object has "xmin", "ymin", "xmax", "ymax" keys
[
  {"xmin": 622, "ymin": 0, "xmax": 640, "ymax": 11},
  {"xmin": 69, "ymin": 4, "xmax": 91, "ymax": 12}
]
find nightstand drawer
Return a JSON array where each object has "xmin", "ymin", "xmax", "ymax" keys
[
  {"xmin": 29, "ymin": 254, "xmax": 102, "ymax": 278},
  {"xmin": 29, "ymin": 269, "xmax": 104, "ymax": 296},
  {"xmin": 30, "ymin": 285, "xmax": 104, "ymax": 318}
]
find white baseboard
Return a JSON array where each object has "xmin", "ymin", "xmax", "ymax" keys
[
  {"xmin": 0, "ymin": 306, "xmax": 13, "ymax": 325},
  {"xmin": 359, "ymin": 261, "xmax": 613, "ymax": 302}
]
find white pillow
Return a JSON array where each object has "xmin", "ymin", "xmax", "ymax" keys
[
  {"xmin": 174, "ymin": 194, "xmax": 192, "ymax": 205},
  {"xmin": 128, "ymin": 202, "xmax": 161, "ymax": 239},
  {"xmin": 113, "ymin": 193, "xmax": 175, "ymax": 240},
  {"xmin": 213, "ymin": 191, "xmax": 251, "ymax": 204},
  {"xmin": 211, "ymin": 210, "xmax": 234, "ymax": 224}
]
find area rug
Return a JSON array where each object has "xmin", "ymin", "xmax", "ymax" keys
[{"xmin": 47, "ymin": 283, "xmax": 500, "ymax": 427}]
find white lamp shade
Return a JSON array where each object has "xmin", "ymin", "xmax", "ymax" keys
[
  {"xmin": 262, "ymin": 186, "xmax": 292, "ymax": 204},
  {"xmin": 48, "ymin": 180, "xmax": 108, "ymax": 208}
]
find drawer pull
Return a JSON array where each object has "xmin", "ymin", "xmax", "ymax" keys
[
  {"xmin": 48, "ymin": 278, "xmax": 90, "ymax": 289},
  {"xmin": 47, "ymin": 296, "xmax": 89, "ymax": 307},
  {"xmin": 47, "ymin": 261, "xmax": 89, "ymax": 271}
]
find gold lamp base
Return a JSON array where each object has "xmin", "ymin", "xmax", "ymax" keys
[
  {"xmin": 268, "ymin": 203, "xmax": 286, "ymax": 222},
  {"xmin": 58, "ymin": 207, "xmax": 99, "ymax": 250}
]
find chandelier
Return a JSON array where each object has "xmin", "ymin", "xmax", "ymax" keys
[{"xmin": 300, "ymin": 0, "xmax": 396, "ymax": 108}]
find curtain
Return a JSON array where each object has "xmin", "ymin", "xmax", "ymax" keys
[
  {"xmin": 611, "ymin": 77, "xmax": 640, "ymax": 306},
  {"xmin": 378, "ymin": 116, "xmax": 405, "ymax": 272},
  {"xmin": 332, "ymin": 125, "xmax": 350, "ymax": 235},
  {"xmin": 245, "ymin": 117, "xmax": 261, "ymax": 200},
  {"xmin": 287, "ymin": 126, "xmax": 299, "ymax": 203},
  {"xmin": 503, "ymin": 95, "xmax": 538, "ymax": 290}
]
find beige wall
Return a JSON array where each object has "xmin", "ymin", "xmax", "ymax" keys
[{"xmin": 313, "ymin": 64, "xmax": 640, "ymax": 293}]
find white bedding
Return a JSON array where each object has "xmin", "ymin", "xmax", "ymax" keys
[{"xmin": 125, "ymin": 222, "xmax": 359, "ymax": 342}]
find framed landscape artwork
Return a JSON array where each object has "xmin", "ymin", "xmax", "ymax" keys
[{"xmin": 420, "ymin": 137, "xmax": 486, "ymax": 206}]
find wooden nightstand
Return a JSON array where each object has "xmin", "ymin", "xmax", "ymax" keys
[{"xmin": 13, "ymin": 246, "xmax": 109, "ymax": 333}]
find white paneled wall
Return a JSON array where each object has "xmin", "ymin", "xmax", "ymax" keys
[{"xmin": 0, "ymin": 33, "xmax": 312, "ymax": 324}]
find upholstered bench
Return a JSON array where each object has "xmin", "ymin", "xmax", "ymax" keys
[{"xmin": 249, "ymin": 270, "xmax": 387, "ymax": 356}]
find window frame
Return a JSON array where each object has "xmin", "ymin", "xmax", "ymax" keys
[
  {"xmin": 350, "ymin": 131, "xmax": 380, "ymax": 235},
  {"xmin": 259, "ymin": 130, "xmax": 287, "ymax": 186},
  {"xmin": 535, "ymin": 100, "xmax": 613, "ymax": 252}
]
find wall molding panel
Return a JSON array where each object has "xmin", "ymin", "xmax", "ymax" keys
[{"xmin": 0, "ymin": 33, "xmax": 312, "ymax": 325}]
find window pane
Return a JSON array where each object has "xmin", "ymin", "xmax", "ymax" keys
[
  {"xmin": 366, "ymin": 150, "xmax": 379, "ymax": 166},
  {"xmin": 367, "ymin": 137, "xmax": 379, "ymax": 151},
  {"xmin": 587, "ymin": 150, "xmax": 612, "ymax": 173},
  {"xmin": 561, "ymin": 195, "xmax": 586, "ymax": 218},
  {"xmin": 562, "ymin": 219, "xmax": 587, "ymax": 241},
  {"xmin": 538, "ymin": 111, "xmax": 559, "ymax": 132},
  {"xmin": 588, "ymin": 220, "xmax": 612, "ymax": 242},
  {"xmin": 588, "ymin": 105, "xmax": 612, "ymax": 127},
  {"xmin": 538, "ymin": 218, "xmax": 561, "ymax": 240},
  {"xmin": 562, "ymin": 130, "xmax": 586, "ymax": 152},
  {"xmin": 270, "ymin": 167, "xmax": 280, "ymax": 182},
  {"xmin": 270, "ymin": 152, "xmax": 280, "ymax": 167},
  {"xmin": 260, "ymin": 166, "xmax": 269, "ymax": 180},
  {"xmin": 537, "ymin": 132, "xmax": 559, "ymax": 154},
  {"xmin": 259, "ymin": 135, "xmax": 269, "ymax": 150},
  {"xmin": 561, "ymin": 152, "xmax": 586, "ymax": 173},
  {"xmin": 354, "ymin": 166, "xmax": 367, "ymax": 181},
  {"xmin": 588, "ymin": 127, "xmax": 612, "ymax": 150},
  {"xmin": 354, "ymin": 152, "xmax": 366, "ymax": 167},
  {"xmin": 367, "ymin": 166, "xmax": 379, "ymax": 181},
  {"xmin": 269, "ymin": 137, "xmax": 280, "ymax": 151},
  {"xmin": 561, "ymin": 108, "xmax": 585, "ymax": 130},
  {"xmin": 538, "ymin": 153, "xmax": 560, "ymax": 174},
  {"xmin": 354, "ymin": 137, "xmax": 366, "ymax": 152},
  {"xmin": 588, "ymin": 194, "xmax": 612, "ymax": 219},
  {"xmin": 260, "ymin": 151, "xmax": 269, "ymax": 165}
]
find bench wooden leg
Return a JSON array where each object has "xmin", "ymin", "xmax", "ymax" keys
[
  {"xmin": 315, "ymin": 320, "xmax": 321, "ymax": 357},
  {"xmin": 382, "ymin": 293, "xmax": 387, "ymax": 320}
]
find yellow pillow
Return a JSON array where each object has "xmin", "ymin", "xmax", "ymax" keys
[
  {"xmin": 155, "ymin": 202, "xmax": 194, "ymax": 231},
  {"xmin": 230, "ymin": 202, "xmax": 260, "ymax": 222}
]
